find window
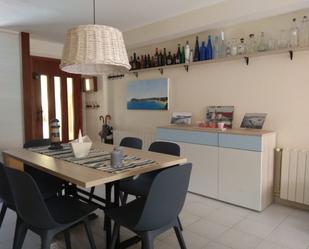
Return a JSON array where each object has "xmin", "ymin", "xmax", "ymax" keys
[
  {"xmin": 54, "ymin": 76, "xmax": 62, "ymax": 140},
  {"xmin": 67, "ymin": 78, "xmax": 75, "ymax": 141},
  {"xmin": 40, "ymin": 75, "xmax": 49, "ymax": 139}
]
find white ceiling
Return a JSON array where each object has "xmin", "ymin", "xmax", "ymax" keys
[{"xmin": 0, "ymin": 0, "xmax": 224, "ymax": 43}]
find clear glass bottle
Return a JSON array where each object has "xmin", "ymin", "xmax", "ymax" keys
[
  {"xmin": 237, "ymin": 38, "xmax": 246, "ymax": 55},
  {"xmin": 213, "ymin": 36, "xmax": 220, "ymax": 59},
  {"xmin": 257, "ymin": 32, "xmax": 268, "ymax": 52},
  {"xmin": 219, "ymin": 30, "xmax": 226, "ymax": 57},
  {"xmin": 299, "ymin": 16, "xmax": 309, "ymax": 47},
  {"xmin": 225, "ymin": 41, "xmax": 231, "ymax": 56},
  {"xmin": 278, "ymin": 29, "xmax": 289, "ymax": 49},
  {"xmin": 289, "ymin": 18, "xmax": 299, "ymax": 48},
  {"xmin": 248, "ymin": 34, "xmax": 257, "ymax": 54},
  {"xmin": 231, "ymin": 38, "xmax": 238, "ymax": 56}
]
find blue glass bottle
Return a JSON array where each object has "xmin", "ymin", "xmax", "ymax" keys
[
  {"xmin": 200, "ymin": 41, "xmax": 206, "ymax": 61},
  {"xmin": 206, "ymin": 35, "xmax": 213, "ymax": 60}
]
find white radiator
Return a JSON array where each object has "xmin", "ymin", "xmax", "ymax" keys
[
  {"xmin": 280, "ymin": 148, "xmax": 309, "ymax": 204},
  {"xmin": 113, "ymin": 130, "xmax": 156, "ymax": 151}
]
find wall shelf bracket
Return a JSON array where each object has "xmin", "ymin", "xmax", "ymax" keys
[
  {"xmin": 158, "ymin": 68, "xmax": 164, "ymax": 75},
  {"xmin": 184, "ymin": 65, "xmax": 189, "ymax": 72},
  {"xmin": 289, "ymin": 50, "xmax": 294, "ymax": 60},
  {"xmin": 244, "ymin": 56, "xmax": 249, "ymax": 65}
]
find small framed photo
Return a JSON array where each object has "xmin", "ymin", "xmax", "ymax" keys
[
  {"xmin": 171, "ymin": 112, "xmax": 192, "ymax": 125},
  {"xmin": 241, "ymin": 113, "xmax": 267, "ymax": 129}
]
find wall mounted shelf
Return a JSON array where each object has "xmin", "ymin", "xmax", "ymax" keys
[{"xmin": 128, "ymin": 46, "xmax": 309, "ymax": 78}]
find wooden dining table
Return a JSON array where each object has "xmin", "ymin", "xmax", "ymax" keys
[{"xmin": 2, "ymin": 142, "xmax": 187, "ymax": 248}]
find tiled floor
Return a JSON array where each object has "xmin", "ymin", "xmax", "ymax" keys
[{"xmin": 1, "ymin": 193, "xmax": 309, "ymax": 249}]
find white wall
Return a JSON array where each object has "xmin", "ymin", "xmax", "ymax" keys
[
  {"xmin": 30, "ymin": 38, "xmax": 63, "ymax": 59},
  {"xmin": 0, "ymin": 30, "xmax": 23, "ymax": 161}
]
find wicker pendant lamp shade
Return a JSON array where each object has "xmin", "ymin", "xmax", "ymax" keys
[{"xmin": 60, "ymin": 25, "xmax": 131, "ymax": 75}]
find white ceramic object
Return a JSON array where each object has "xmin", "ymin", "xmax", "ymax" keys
[{"xmin": 70, "ymin": 135, "xmax": 92, "ymax": 158}]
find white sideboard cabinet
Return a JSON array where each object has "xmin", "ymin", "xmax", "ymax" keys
[{"xmin": 156, "ymin": 125, "xmax": 276, "ymax": 211}]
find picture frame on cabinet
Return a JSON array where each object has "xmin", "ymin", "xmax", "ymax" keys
[
  {"xmin": 171, "ymin": 112, "xmax": 192, "ymax": 125},
  {"xmin": 206, "ymin": 106, "xmax": 234, "ymax": 128},
  {"xmin": 241, "ymin": 113, "xmax": 267, "ymax": 129}
]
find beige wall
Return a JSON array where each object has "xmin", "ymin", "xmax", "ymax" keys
[{"xmin": 107, "ymin": 50, "xmax": 309, "ymax": 149}]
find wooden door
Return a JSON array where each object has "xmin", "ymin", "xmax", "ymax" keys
[{"xmin": 28, "ymin": 56, "xmax": 82, "ymax": 143}]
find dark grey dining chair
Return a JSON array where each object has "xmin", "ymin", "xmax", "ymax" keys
[
  {"xmin": 120, "ymin": 137, "xmax": 143, "ymax": 150},
  {"xmin": 0, "ymin": 162, "xmax": 15, "ymax": 228},
  {"xmin": 107, "ymin": 163, "xmax": 192, "ymax": 249},
  {"xmin": 5, "ymin": 166, "xmax": 98, "ymax": 249},
  {"xmin": 118, "ymin": 141, "xmax": 180, "ymax": 203},
  {"xmin": 23, "ymin": 139, "xmax": 66, "ymax": 199}
]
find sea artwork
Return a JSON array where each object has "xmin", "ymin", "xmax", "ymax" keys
[
  {"xmin": 127, "ymin": 78, "xmax": 169, "ymax": 110},
  {"xmin": 241, "ymin": 113, "xmax": 267, "ymax": 129}
]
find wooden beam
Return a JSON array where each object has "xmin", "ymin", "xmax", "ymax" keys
[{"xmin": 21, "ymin": 32, "xmax": 33, "ymax": 142}]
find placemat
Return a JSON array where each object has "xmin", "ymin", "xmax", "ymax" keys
[{"xmin": 28, "ymin": 144, "xmax": 156, "ymax": 173}]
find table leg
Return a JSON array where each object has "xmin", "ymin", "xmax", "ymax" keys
[
  {"xmin": 113, "ymin": 181, "xmax": 120, "ymax": 248},
  {"xmin": 105, "ymin": 182, "xmax": 112, "ymax": 249}
]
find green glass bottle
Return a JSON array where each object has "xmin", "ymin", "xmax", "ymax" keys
[{"xmin": 181, "ymin": 46, "xmax": 185, "ymax": 64}]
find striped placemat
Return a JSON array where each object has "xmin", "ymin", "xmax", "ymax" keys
[{"xmin": 28, "ymin": 144, "xmax": 156, "ymax": 173}]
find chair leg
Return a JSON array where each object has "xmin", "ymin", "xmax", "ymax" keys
[
  {"xmin": 177, "ymin": 216, "xmax": 183, "ymax": 231},
  {"xmin": 89, "ymin": 187, "xmax": 95, "ymax": 201},
  {"xmin": 121, "ymin": 193, "xmax": 128, "ymax": 205},
  {"xmin": 64, "ymin": 230, "xmax": 72, "ymax": 249},
  {"xmin": 41, "ymin": 232, "xmax": 53, "ymax": 249},
  {"xmin": 141, "ymin": 232, "xmax": 154, "ymax": 249},
  {"xmin": 109, "ymin": 223, "xmax": 120, "ymax": 249},
  {"xmin": 0, "ymin": 203, "xmax": 7, "ymax": 227},
  {"xmin": 174, "ymin": 225, "xmax": 187, "ymax": 249},
  {"xmin": 13, "ymin": 217, "xmax": 27, "ymax": 249},
  {"xmin": 84, "ymin": 219, "xmax": 97, "ymax": 249}
]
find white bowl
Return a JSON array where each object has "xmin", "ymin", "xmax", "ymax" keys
[{"xmin": 70, "ymin": 142, "xmax": 92, "ymax": 158}]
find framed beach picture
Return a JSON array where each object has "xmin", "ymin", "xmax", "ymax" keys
[
  {"xmin": 127, "ymin": 78, "xmax": 169, "ymax": 110},
  {"xmin": 241, "ymin": 113, "xmax": 267, "ymax": 129},
  {"xmin": 171, "ymin": 112, "xmax": 192, "ymax": 125}
]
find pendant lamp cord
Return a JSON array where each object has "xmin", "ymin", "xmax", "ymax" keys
[{"xmin": 93, "ymin": 0, "xmax": 96, "ymax": 24}]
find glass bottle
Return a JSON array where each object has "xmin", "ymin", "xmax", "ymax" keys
[
  {"xmin": 158, "ymin": 50, "xmax": 163, "ymax": 66},
  {"xmin": 247, "ymin": 34, "xmax": 257, "ymax": 54},
  {"xmin": 219, "ymin": 31, "xmax": 226, "ymax": 57},
  {"xmin": 132, "ymin": 53, "xmax": 137, "ymax": 70},
  {"xmin": 181, "ymin": 46, "xmax": 185, "ymax": 64},
  {"xmin": 136, "ymin": 56, "xmax": 141, "ymax": 69},
  {"xmin": 140, "ymin": 55, "xmax": 144, "ymax": 69},
  {"xmin": 193, "ymin": 36, "xmax": 200, "ymax": 61},
  {"xmin": 189, "ymin": 49, "xmax": 193, "ymax": 63},
  {"xmin": 185, "ymin": 41, "xmax": 190, "ymax": 63},
  {"xmin": 237, "ymin": 38, "xmax": 246, "ymax": 55},
  {"xmin": 154, "ymin": 48, "xmax": 159, "ymax": 67},
  {"xmin": 162, "ymin": 48, "xmax": 167, "ymax": 66},
  {"xmin": 166, "ymin": 52, "xmax": 172, "ymax": 65},
  {"xmin": 289, "ymin": 18, "xmax": 299, "ymax": 48},
  {"xmin": 225, "ymin": 41, "xmax": 231, "ymax": 56},
  {"xmin": 147, "ymin": 54, "xmax": 151, "ymax": 68},
  {"xmin": 278, "ymin": 29, "xmax": 288, "ymax": 49},
  {"xmin": 176, "ymin": 44, "xmax": 181, "ymax": 64},
  {"xmin": 213, "ymin": 36, "xmax": 219, "ymax": 59},
  {"xmin": 231, "ymin": 38, "xmax": 238, "ymax": 56},
  {"xmin": 200, "ymin": 41, "xmax": 206, "ymax": 60},
  {"xmin": 299, "ymin": 16, "xmax": 309, "ymax": 47},
  {"xmin": 206, "ymin": 35, "xmax": 213, "ymax": 60},
  {"xmin": 257, "ymin": 32, "xmax": 268, "ymax": 52}
]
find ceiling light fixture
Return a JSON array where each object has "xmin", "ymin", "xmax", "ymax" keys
[{"xmin": 60, "ymin": 0, "xmax": 131, "ymax": 75}]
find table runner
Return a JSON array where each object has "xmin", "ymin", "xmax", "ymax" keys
[{"xmin": 28, "ymin": 144, "xmax": 156, "ymax": 173}]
